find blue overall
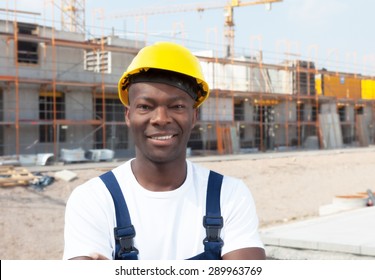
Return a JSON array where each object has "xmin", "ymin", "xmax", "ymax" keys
[{"xmin": 99, "ymin": 170, "xmax": 224, "ymax": 260}]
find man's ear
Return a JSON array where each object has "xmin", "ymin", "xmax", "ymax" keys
[
  {"xmin": 191, "ymin": 108, "xmax": 198, "ymax": 129},
  {"xmin": 124, "ymin": 106, "xmax": 131, "ymax": 127}
]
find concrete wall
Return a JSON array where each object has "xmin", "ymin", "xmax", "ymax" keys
[
  {"xmin": 200, "ymin": 97, "xmax": 233, "ymax": 122},
  {"xmin": 274, "ymin": 101, "xmax": 297, "ymax": 147},
  {"xmin": 0, "ymin": 20, "xmax": 140, "ymax": 86},
  {"xmin": 0, "ymin": 20, "xmax": 142, "ymax": 156},
  {"xmin": 199, "ymin": 55, "xmax": 294, "ymax": 95},
  {"xmin": 241, "ymin": 101, "xmax": 256, "ymax": 147},
  {"xmin": 2, "ymin": 83, "xmax": 39, "ymax": 154}
]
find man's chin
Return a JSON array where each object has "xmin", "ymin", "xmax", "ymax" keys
[{"xmin": 147, "ymin": 151, "xmax": 185, "ymax": 164}]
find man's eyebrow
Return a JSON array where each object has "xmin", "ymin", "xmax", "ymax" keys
[
  {"xmin": 132, "ymin": 96, "xmax": 154, "ymax": 102},
  {"xmin": 133, "ymin": 95, "xmax": 191, "ymax": 103}
]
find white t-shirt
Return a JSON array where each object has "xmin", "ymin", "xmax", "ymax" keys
[{"xmin": 63, "ymin": 159, "xmax": 263, "ymax": 260}]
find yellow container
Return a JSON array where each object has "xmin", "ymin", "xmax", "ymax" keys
[
  {"xmin": 321, "ymin": 74, "xmax": 361, "ymax": 99},
  {"xmin": 323, "ymin": 75, "xmax": 361, "ymax": 99},
  {"xmin": 361, "ymin": 79, "xmax": 375, "ymax": 100}
]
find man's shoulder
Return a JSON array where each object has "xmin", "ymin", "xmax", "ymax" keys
[
  {"xmin": 188, "ymin": 161, "xmax": 244, "ymax": 187},
  {"xmin": 68, "ymin": 161, "xmax": 133, "ymax": 199},
  {"xmin": 70, "ymin": 175, "xmax": 106, "ymax": 197}
]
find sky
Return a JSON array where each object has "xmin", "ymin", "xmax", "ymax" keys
[{"xmin": 1, "ymin": 0, "xmax": 375, "ymax": 75}]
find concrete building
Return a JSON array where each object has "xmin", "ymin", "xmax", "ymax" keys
[
  {"xmin": 1, "ymin": 19, "xmax": 375, "ymax": 163},
  {"xmin": 0, "ymin": 19, "xmax": 143, "ymax": 159}
]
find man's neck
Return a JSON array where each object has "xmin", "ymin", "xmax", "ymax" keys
[{"xmin": 131, "ymin": 158, "xmax": 187, "ymax": 192}]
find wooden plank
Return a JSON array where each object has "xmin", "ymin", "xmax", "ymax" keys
[
  {"xmin": 223, "ymin": 127, "xmax": 232, "ymax": 154},
  {"xmin": 216, "ymin": 125, "xmax": 224, "ymax": 154},
  {"xmin": 0, "ymin": 167, "xmax": 35, "ymax": 187}
]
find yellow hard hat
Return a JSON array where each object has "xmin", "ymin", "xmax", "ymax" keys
[{"xmin": 118, "ymin": 41, "xmax": 209, "ymax": 108}]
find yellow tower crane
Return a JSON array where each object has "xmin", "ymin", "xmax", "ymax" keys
[
  {"xmin": 101, "ymin": 0, "xmax": 283, "ymax": 57},
  {"xmin": 223, "ymin": 0, "xmax": 282, "ymax": 57}
]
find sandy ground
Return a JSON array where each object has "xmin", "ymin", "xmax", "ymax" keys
[{"xmin": 1, "ymin": 147, "xmax": 375, "ymax": 260}]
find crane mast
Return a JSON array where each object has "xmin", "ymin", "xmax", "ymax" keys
[{"xmin": 61, "ymin": 0, "xmax": 86, "ymax": 33}]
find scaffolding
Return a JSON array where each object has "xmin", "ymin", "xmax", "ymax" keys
[{"xmin": 0, "ymin": 11, "xmax": 375, "ymax": 162}]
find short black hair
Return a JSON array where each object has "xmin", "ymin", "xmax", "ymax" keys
[{"xmin": 128, "ymin": 69, "xmax": 202, "ymax": 102}]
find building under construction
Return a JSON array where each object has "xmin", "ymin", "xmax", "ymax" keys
[{"xmin": 1, "ymin": 15, "xmax": 375, "ymax": 162}]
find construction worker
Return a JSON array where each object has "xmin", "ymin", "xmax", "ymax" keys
[{"xmin": 63, "ymin": 41, "xmax": 265, "ymax": 260}]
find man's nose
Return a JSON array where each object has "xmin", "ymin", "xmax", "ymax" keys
[{"xmin": 150, "ymin": 106, "xmax": 172, "ymax": 126}]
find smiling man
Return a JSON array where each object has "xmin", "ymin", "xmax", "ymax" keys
[
  {"xmin": 63, "ymin": 42, "xmax": 265, "ymax": 260},
  {"xmin": 126, "ymin": 69, "xmax": 197, "ymax": 171}
]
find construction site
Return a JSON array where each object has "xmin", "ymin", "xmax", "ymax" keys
[
  {"xmin": 1, "ymin": 0, "xmax": 375, "ymax": 164},
  {"xmin": 1, "ymin": 1, "xmax": 375, "ymax": 263}
]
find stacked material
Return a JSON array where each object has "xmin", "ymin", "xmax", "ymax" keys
[{"xmin": 0, "ymin": 166, "xmax": 35, "ymax": 187}]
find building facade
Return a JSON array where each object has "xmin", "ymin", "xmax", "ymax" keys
[{"xmin": 1, "ymin": 19, "xmax": 374, "ymax": 161}]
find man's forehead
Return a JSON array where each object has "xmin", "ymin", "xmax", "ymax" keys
[
  {"xmin": 128, "ymin": 69, "xmax": 198, "ymax": 102},
  {"xmin": 128, "ymin": 82, "xmax": 195, "ymax": 101}
]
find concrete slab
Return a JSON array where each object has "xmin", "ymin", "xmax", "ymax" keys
[
  {"xmin": 54, "ymin": 169, "xmax": 78, "ymax": 182},
  {"xmin": 260, "ymin": 207, "xmax": 375, "ymax": 259}
]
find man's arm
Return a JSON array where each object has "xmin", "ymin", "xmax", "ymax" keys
[
  {"xmin": 69, "ymin": 254, "xmax": 109, "ymax": 260},
  {"xmin": 220, "ymin": 178, "xmax": 266, "ymax": 260},
  {"xmin": 222, "ymin": 247, "xmax": 266, "ymax": 260}
]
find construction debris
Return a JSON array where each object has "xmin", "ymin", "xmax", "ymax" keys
[
  {"xmin": 0, "ymin": 166, "xmax": 35, "ymax": 187},
  {"xmin": 86, "ymin": 149, "xmax": 115, "ymax": 162},
  {"xmin": 54, "ymin": 169, "xmax": 78, "ymax": 182},
  {"xmin": 60, "ymin": 148, "xmax": 87, "ymax": 163},
  {"xmin": 61, "ymin": 148, "xmax": 115, "ymax": 163},
  {"xmin": 0, "ymin": 156, "xmax": 21, "ymax": 166},
  {"xmin": 30, "ymin": 173, "xmax": 55, "ymax": 191}
]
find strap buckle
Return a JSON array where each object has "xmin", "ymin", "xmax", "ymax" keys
[
  {"xmin": 203, "ymin": 216, "xmax": 223, "ymax": 242},
  {"xmin": 114, "ymin": 225, "xmax": 139, "ymax": 256},
  {"xmin": 118, "ymin": 236, "xmax": 139, "ymax": 256}
]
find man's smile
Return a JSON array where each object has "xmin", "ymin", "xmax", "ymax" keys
[{"xmin": 149, "ymin": 135, "xmax": 175, "ymax": 140}]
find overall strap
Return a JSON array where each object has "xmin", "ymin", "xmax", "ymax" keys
[
  {"xmin": 204, "ymin": 170, "xmax": 224, "ymax": 242},
  {"xmin": 202, "ymin": 170, "xmax": 224, "ymax": 258},
  {"xmin": 189, "ymin": 170, "xmax": 224, "ymax": 260},
  {"xmin": 99, "ymin": 171, "xmax": 138, "ymax": 260}
]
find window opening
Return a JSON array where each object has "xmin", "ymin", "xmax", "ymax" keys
[
  {"xmin": 94, "ymin": 97, "xmax": 127, "ymax": 149},
  {"xmin": 17, "ymin": 23, "xmax": 39, "ymax": 64},
  {"xmin": 39, "ymin": 92, "xmax": 66, "ymax": 143}
]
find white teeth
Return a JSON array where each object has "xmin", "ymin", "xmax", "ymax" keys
[{"xmin": 151, "ymin": 135, "xmax": 173, "ymax": 140}]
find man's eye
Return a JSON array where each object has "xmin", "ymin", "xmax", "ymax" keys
[
  {"xmin": 137, "ymin": 104, "xmax": 151, "ymax": 110},
  {"xmin": 173, "ymin": 104, "xmax": 185, "ymax": 109}
]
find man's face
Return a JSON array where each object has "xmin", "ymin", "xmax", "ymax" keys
[{"xmin": 126, "ymin": 82, "xmax": 197, "ymax": 164}]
